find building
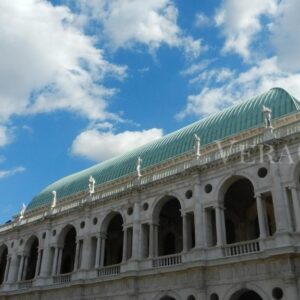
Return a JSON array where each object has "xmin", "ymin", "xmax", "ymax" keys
[{"xmin": 1, "ymin": 87, "xmax": 300, "ymax": 300}]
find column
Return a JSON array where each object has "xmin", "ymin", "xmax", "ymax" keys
[
  {"xmin": 270, "ymin": 162, "xmax": 291, "ymax": 232},
  {"xmin": 7, "ymin": 253, "xmax": 18, "ymax": 283},
  {"xmin": 94, "ymin": 235, "xmax": 101, "ymax": 269},
  {"xmin": 149, "ymin": 223, "xmax": 154, "ymax": 258},
  {"xmin": 51, "ymin": 247, "xmax": 59, "ymax": 276},
  {"xmin": 153, "ymin": 223, "xmax": 159, "ymax": 257},
  {"xmin": 3, "ymin": 256, "xmax": 11, "ymax": 283},
  {"xmin": 255, "ymin": 194, "xmax": 267, "ymax": 238},
  {"xmin": 182, "ymin": 212, "xmax": 188, "ymax": 252},
  {"xmin": 215, "ymin": 205, "xmax": 225, "ymax": 246},
  {"xmin": 17, "ymin": 255, "xmax": 25, "ymax": 281},
  {"xmin": 22, "ymin": 256, "xmax": 28, "ymax": 280},
  {"xmin": 194, "ymin": 182, "xmax": 205, "ymax": 248},
  {"xmin": 122, "ymin": 228, "xmax": 128, "ymax": 263},
  {"xmin": 132, "ymin": 201, "xmax": 141, "ymax": 259},
  {"xmin": 289, "ymin": 186, "xmax": 300, "ymax": 232},
  {"xmin": 81, "ymin": 237, "xmax": 91, "ymax": 270},
  {"xmin": 40, "ymin": 246, "xmax": 50, "ymax": 277},
  {"xmin": 57, "ymin": 248, "xmax": 63, "ymax": 274},
  {"xmin": 284, "ymin": 278, "xmax": 299, "ymax": 300},
  {"xmin": 74, "ymin": 240, "xmax": 81, "ymax": 271},
  {"xmin": 100, "ymin": 234, "xmax": 106, "ymax": 267},
  {"xmin": 35, "ymin": 249, "xmax": 42, "ymax": 277}
]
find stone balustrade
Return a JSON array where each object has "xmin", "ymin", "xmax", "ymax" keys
[
  {"xmin": 98, "ymin": 265, "xmax": 121, "ymax": 277},
  {"xmin": 152, "ymin": 253, "xmax": 182, "ymax": 268},
  {"xmin": 223, "ymin": 240, "xmax": 260, "ymax": 257}
]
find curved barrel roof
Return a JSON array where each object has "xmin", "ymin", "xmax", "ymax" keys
[{"xmin": 27, "ymin": 88, "xmax": 300, "ymax": 211}]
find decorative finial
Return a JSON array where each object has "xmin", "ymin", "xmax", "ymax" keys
[
  {"xmin": 194, "ymin": 134, "xmax": 201, "ymax": 158},
  {"xmin": 136, "ymin": 156, "xmax": 142, "ymax": 178},
  {"xmin": 19, "ymin": 203, "xmax": 26, "ymax": 219},
  {"xmin": 262, "ymin": 105, "xmax": 272, "ymax": 128},
  {"xmin": 88, "ymin": 176, "xmax": 96, "ymax": 195},
  {"xmin": 51, "ymin": 191, "xmax": 57, "ymax": 209}
]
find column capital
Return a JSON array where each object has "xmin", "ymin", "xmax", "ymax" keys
[
  {"xmin": 287, "ymin": 185, "xmax": 298, "ymax": 191},
  {"xmin": 254, "ymin": 193, "xmax": 262, "ymax": 199}
]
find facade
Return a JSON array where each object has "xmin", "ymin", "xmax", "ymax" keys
[{"xmin": 1, "ymin": 87, "xmax": 300, "ymax": 300}]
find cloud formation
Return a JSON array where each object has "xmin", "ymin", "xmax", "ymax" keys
[
  {"xmin": 0, "ymin": 166, "xmax": 26, "ymax": 179},
  {"xmin": 71, "ymin": 128, "xmax": 163, "ymax": 161}
]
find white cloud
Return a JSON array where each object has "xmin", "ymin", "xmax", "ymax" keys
[
  {"xmin": 77, "ymin": 0, "xmax": 204, "ymax": 58},
  {"xmin": 178, "ymin": 57, "xmax": 300, "ymax": 118},
  {"xmin": 71, "ymin": 128, "xmax": 163, "ymax": 161},
  {"xmin": 0, "ymin": 0, "xmax": 126, "ymax": 125},
  {"xmin": 0, "ymin": 126, "xmax": 12, "ymax": 147},
  {"xmin": 271, "ymin": 0, "xmax": 300, "ymax": 72},
  {"xmin": 0, "ymin": 166, "xmax": 26, "ymax": 179},
  {"xmin": 195, "ymin": 13, "xmax": 211, "ymax": 28},
  {"xmin": 215, "ymin": 0, "xmax": 278, "ymax": 59}
]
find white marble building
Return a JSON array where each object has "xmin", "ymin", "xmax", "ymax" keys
[{"xmin": 1, "ymin": 87, "xmax": 300, "ymax": 300}]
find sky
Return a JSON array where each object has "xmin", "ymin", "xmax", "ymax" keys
[{"xmin": 1, "ymin": 0, "xmax": 300, "ymax": 224}]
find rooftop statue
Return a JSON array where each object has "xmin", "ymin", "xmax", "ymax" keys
[
  {"xmin": 262, "ymin": 105, "xmax": 272, "ymax": 128},
  {"xmin": 19, "ymin": 203, "xmax": 26, "ymax": 219},
  {"xmin": 137, "ymin": 156, "xmax": 142, "ymax": 178},
  {"xmin": 51, "ymin": 191, "xmax": 57, "ymax": 209},
  {"xmin": 194, "ymin": 134, "xmax": 201, "ymax": 158},
  {"xmin": 89, "ymin": 176, "xmax": 96, "ymax": 195}
]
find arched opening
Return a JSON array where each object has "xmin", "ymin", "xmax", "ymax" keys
[
  {"xmin": 0, "ymin": 245, "xmax": 8, "ymax": 284},
  {"xmin": 224, "ymin": 178, "xmax": 259, "ymax": 244},
  {"xmin": 158, "ymin": 197, "xmax": 182, "ymax": 256},
  {"xmin": 60, "ymin": 226, "xmax": 76, "ymax": 274},
  {"xmin": 160, "ymin": 297, "xmax": 176, "ymax": 300},
  {"xmin": 104, "ymin": 213, "xmax": 124, "ymax": 266},
  {"xmin": 24, "ymin": 236, "xmax": 39, "ymax": 280},
  {"xmin": 229, "ymin": 289, "xmax": 263, "ymax": 300}
]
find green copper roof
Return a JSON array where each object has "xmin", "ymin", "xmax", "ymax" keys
[{"xmin": 27, "ymin": 88, "xmax": 300, "ymax": 211}]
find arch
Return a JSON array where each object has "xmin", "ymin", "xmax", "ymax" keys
[
  {"xmin": 58, "ymin": 225, "xmax": 77, "ymax": 274},
  {"xmin": 24, "ymin": 235, "xmax": 39, "ymax": 280},
  {"xmin": 0, "ymin": 244, "xmax": 8, "ymax": 284},
  {"xmin": 153, "ymin": 195, "xmax": 183, "ymax": 256},
  {"xmin": 220, "ymin": 176, "xmax": 259, "ymax": 244},
  {"xmin": 103, "ymin": 212, "xmax": 124, "ymax": 266},
  {"xmin": 224, "ymin": 283, "xmax": 270, "ymax": 300},
  {"xmin": 152, "ymin": 192, "xmax": 184, "ymax": 221},
  {"xmin": 153, "ymin": 290, "xmax": 182, "ymax": 300},
  {"xmin": 229, "ymin": 289, "xmax": 263, "ymax": 300},
  {"xmin": 216, "ymin": 173, "xmax": 256, "ymax": 202}
]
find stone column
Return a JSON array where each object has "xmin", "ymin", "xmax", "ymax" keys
[
  {"xmin": 122, "ymin": 228, "xmax": 128, "ymax": 263},
  {"xmin": 100, "ymin": 234, "xmax": 106, "ymax": 267},
  {"xmin": 57, "ymin": 247, "xmax": 63, "ymax": 274},
  {"xmin": 3, "ymin": 256, "xmax": 10, "ymax": 283},
  {"xmin": 17, "ymin": 255, "xmax": 25, "ymax": 281},
  {"xmin": 51, "ymin": 247, "xmax": 59, "ymax": 276},
  {"xmin": 255, "ymin": 193, "xmax": 267, "ymax": 238},
  {"xmin": 81, "ymin": 236, "xmax": 92, "ymax": 270},
  {"xmin": 270, "ymin": 162, "xmax": 291, "ymax": 232},
  {"xmin": 149, "ymin": 223, "xmax": 154, "ymax": 258},
  {"xmin": 215, "ymin": 205, "xmax": 225, "ymax": 246},
  {"xmin": 194, "ymin": 182, "xmax": 205, "ymax": 248},
  {"xmin": 132, "ymin": 201, "xmax": 141, "ymax": 259},
  {"xmin": 7, "ymin": 253, "xmax": 18, "ymax": 283},
  {"xmin": 153, "ymin": 223, "xmax": 159, "ymax": 257},
  {"xmin": 35, "ymin": 249, "xmax": 42, "ymax": 277},
  {"xmin": 289, "ymin": 186, "xmax": 300, "ymax": 232},
  {"xmin": 284, "ymin": 278, "xmax": 299, "ymax": 300},
  {"xmin": 40, "ymin": 246, "xmax": 50, "ymax": 277},
  {"xmin": 94, "ymin": 235, "xmax": 101, "ymax": 269},
  {"xmin": 182, "ymin": 212, "xmax": 188, "ymax": 252},
  {"xmin": 74, "ymin": 240, "xmax": 81, "ymax": 271},
  {"xmin": 22, "ymin": 256, "xmax": 28, "ymax": 280}
]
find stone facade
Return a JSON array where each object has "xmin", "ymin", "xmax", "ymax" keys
[{"xmin": 1, "ymin": 109, "xmax": 300, "ymax": 300}]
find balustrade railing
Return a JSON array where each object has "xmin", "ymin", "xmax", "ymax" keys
[
  {"xmin": 223, "ymin": 240, "xmax": 260, "ymax": 257},
  {"xmin": 98, "ymin": 265, "xmax": 121, "ymax": 277},
  {"xmin": 53, "ymin": 273, "xmax": 72, "ymax": 284},
  {"xmin": 18, "ymin": 280, "xmax": 33, "ymax": 289},
  {"xmin": 152, "ymin": 253, "xmax": 182, "ymax": 268}
]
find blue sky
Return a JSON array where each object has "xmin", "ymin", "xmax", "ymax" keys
[{"xmin": 0, "ymin": 0, "xmax": 300, "ymax": 224}]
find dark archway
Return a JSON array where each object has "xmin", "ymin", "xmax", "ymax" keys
[
  {"xmin": 158, "ymin": 197, "xmax": 182, "ymax": 256},
  {"xmin": 60, "ymin": 226, "xmax": 76, "ymax": 274},
  {"xmin": 0, "ymin": 245, "xmax": 8, "ymax": 284},
  {"xmin": 224, "ymin": 178, "xmax": 259, "ymax": 244},
  {"xmin": 230, "ymin": 289, "xmax": 263, "ymax": 300},
  {"xmin": 104, "ymin": 213, "xmax": 124, "ymax": 266},
  {"xmin": 160, "ymin": 297, "xmax": 176, "ymax": 300},
  {"xmin": 25, "ymin": 236, "xmax": 39, "ymax": 280}
]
